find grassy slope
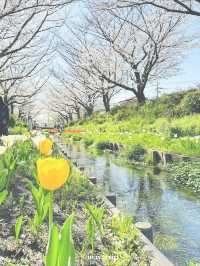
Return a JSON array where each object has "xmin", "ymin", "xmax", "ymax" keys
[{"xmin": 66, "ymin": 90, "xmax": 200, "ymax": 157}]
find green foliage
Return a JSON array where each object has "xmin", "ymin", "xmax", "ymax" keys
[
  {"xmin": 144, "ymin": 153, "xmax": 154, "ymax": 165},
  {"xmin": 0, "ymin": 148, "xmax": 17, "ymax": 191},
  {"xmin": 0, "ymin": 167, "xmax": 9, "ymax": 192},
  {"xmin": 14, "ymin": 140, "xmax": 39, "ymax": 177},
  {"xmin": 59, "ymin": 214, "xmax": 76, "ymax": 266},
  {"xmin": 154, "ymin": 233, "xmax": 177, "ymax": 251},
  {"xmin": 27, "ymin": 180, "xmax": 50, "ymax": 233},
  {"xmin": 96, "ymin": 141, "xmax": 112, "ymax": 151},
  {"xmin": 46, "ymin": 224, "xmax": 59, "ymax": 266},
  {"xmin": 188, "ymin": 262, "xmax": 200, "ymax": 266},
  {"xmin": 15, "ymin": 215, "xmax": 24, "ymax": 242},
  {"xmin": 9, "ymin": 115, "xmax": 16, "ymax": 128},
  {"xmin": 64, "ymin": 89, "xmax": 200, "ymax": 158},
  {"xmin": 19, "ymin": 195, "xmax": 25, "ymax": 209},
  {"xmin": 0, "ymin": 141, "xmax": 39, "ymax": 191},
  {"xmin": 170, "ymin": 162, "xmax": 200, "ymax": 192},
  {"xmin": 45, "ymin": 213, "xmax": 76, "ymax": 266},
  {"xmin": 10, "ymin": 126, "xmax": 28, "ymax": 135},
  {"xmin": 72, "ymin": 135, "xmax": 82, "ymax": 141},
  {"xmin": 110, "ymin": 105, "xmax": 122, "ymax": 115},
  {"xmin": 114, "ymin": 105, "xmax": 134, "ymax": 121},
  {"xmin": 85, "ymin": 204, "xmax": 105, "ymax": 253},
  {"xmin": 14, "ymin": 140, "xmax": 34, "ymax": 161},
  {"xmin": 110, "ymin": 214, "xmax": 138, "ymax": 240},
  {"xmin": 102, "ymin": 214, "xmax": 147, "ymax": 266},
  {"xmin": 180, "ymin": 90, "xmax": 200, "ymax": 114},
  {"xmin": 169, "ymin": 115, "xmax": 200, "ymax": 137},
  {"xmin": 83, "ymin": 138, "xmax": 93, "ymax": 147},
  {"xmin": 122, "ymin": 144, "xmax": 146, "ymax": 161},
  {"xmin": 86, "ymin": 216, "xmax": 95, "ymax": 253},
  {"xmin": 92, "ymin": 112, "xmax": 108, "ymax": 124},
  {"xmin": 0, "ymin": 190, "xmax": 8, "ymax": 204}
]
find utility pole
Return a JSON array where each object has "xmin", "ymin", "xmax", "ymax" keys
[{"xmin": 156, "ymin": 82, "xmax": 164, "ymax": 99}]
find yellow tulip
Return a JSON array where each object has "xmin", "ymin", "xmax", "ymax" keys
[
  {"xmin": 38, "ymin": 139, "xmax": 53, "ymax": 156},
  {"xmin": 37, "ymin": 157, "xmax": 70, "ymax": 191}
]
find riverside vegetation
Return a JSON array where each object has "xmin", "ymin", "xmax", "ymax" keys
[{"xmin": 64, "ymin": 89, "xmax": 200, "ymax": 193}]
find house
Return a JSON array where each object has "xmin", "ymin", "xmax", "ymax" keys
[{"xmin": 118, "ymin": 97, "xmax": 137, "ymax": 106}]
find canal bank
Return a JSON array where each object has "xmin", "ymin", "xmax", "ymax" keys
[{"xmin": 60, "ymin": 141, "xmax": 200, "ymax": 266}]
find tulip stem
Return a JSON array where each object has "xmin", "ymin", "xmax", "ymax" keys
[{"xmin": 49, "ymin": 191, "xmax": 53, "ymax": 231}]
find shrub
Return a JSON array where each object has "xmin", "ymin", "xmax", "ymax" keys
[
  {"xmin": 96, "ymin": 141, "xmax": 112, "ymax": 150},
  {"xmin": 123, "ymin": 144, "xmax": 146, "ymax": 161},
  {"xmin": 110, "ymin": 105, "xmax": 122, "ymax": 115},
  {"xmin": 179, "ymin": 90, "xmax": 200, "ymax": 114},
  {"xmin": 144, "ymin": 93, "xmax": 185, "ymax": 118},
  {"xmin": 152, "ymin": 118, "xmax": 170, "ymax": 136},
  {"xmin": 158, "ymin": 92, "xmax": 184, "ymax": 107},
  {"xmin": 84, "ymin": 138, "xmax": 93, "ymax": 147},
  {"xmin": 114, "ymin": 105, "xmax": 134, "ymax": 121},
  {"xmin": 68, "ymin": 121, "xmax": 76, "ymax": 126},
  {"xmin": 169, "ymin": 127, "xmax": 183, "ymax": 138},
  {"xmin": 77, "ymin": 119, "xmax": 86, "ymax": 125},
  {"xmin": 10, "ymin": 126, "xmax": 28, "ymax": 135},
  {"xmin": 9, "ymin": 115, "xmax": 16, "ymax": 128},
  {"xmin": 72, "ymin": 135, "xmax": 82, "ymax": 141},
  {"xmin": 170, "ymin": 162, "xmax": 200, "ymax": 192},
  {"xmin": 169, "ymin": 115, "xmax": 200, "ymax": 137},
  {"xmin": 144, "ymin": 153, "xmax": 154, "ymax": 165},
  {"xmin": 92, "ymin": 113, "xmax": 107, "ymax": 124}
]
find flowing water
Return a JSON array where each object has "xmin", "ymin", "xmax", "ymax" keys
[{"xmin": 63, "ymin": 143, "xmax": 200, "ymax": 266}]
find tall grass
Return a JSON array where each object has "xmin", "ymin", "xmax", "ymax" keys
[{"xmin": 64, "ymin": 97, "xmax": 200, "ymax": 157}]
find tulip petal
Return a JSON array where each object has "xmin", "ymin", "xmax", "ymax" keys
[{"xmin": 37, "ymin": 158, "xmax": 70, "ymax": 191}]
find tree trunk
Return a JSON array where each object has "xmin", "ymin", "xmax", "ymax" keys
[
  {"xmin": 76, "ymin": 108, "xmax": 81, "ymax": 120},
  {"xmin": 86, "ymin": 104, "xmax": 94, "ymax": 117},
  {"xmin": 103, "ymin": 93, "xmax": 110, "ymax": 112},
  {"xmin": 68, "ymin": 112, "xmax": 73, "ymax": 121},
  {"xmin": 3, "ymin": 94, "xmax": 8, "ymax": 105},
  {"xmin": 10, "ymin": 103, "xmax": 14, "ymax": 114},
  {"xmin": 136, "ymin": 89, "xmax": 146, "ymax": 104},
  {"xmin": 65, "ymin": 116, "xmax": 69, "ymax": 125},
  {"xmin": 18, "ymin": 109, "xmax": 22, "ymax": 119}
]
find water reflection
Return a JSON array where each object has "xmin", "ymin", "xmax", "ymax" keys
[{"xmin": 65, "ymin": 143, "xmax": 200, "ymax": 266}]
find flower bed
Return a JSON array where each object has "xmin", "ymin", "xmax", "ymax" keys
[{"xmin": 0, "ymin": 135, "xmax": 149, "ymax": 266}]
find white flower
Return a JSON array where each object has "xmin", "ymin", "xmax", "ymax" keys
[
  {"xmin": 0, "ymin": 146, "xmax": 7, "ymax": 155},
  {"xmin": 1, "ymin": 135, "xmax": 27, "ymax": 147}
]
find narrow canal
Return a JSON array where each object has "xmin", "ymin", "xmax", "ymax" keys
[{"xmin": 63, "ymin": 143, "xmax": 200, "ymax": 266}]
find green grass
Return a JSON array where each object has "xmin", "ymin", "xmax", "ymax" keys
[
  {"xmin": 64, "ymin": 90, "xmax": 200, "ymax": 157},
  {"xmin": 64, "ymin": 117, "xmax": 200, "ymax": 157}
]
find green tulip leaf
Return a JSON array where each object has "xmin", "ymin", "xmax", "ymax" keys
[
  {"xmin": 0, "ymin": 190, "xmax": 8, "ymax": 205},
  {"xmin": 15, "ymin": 215, "xmax": 24, "ymax": 241},
  {"xmin": 58, "ymin": 213, "xmax": 76, "ymax": 266},
  {"xmin": 46, "ymin": 224, "xmax": 59, "ymax": 266}
]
